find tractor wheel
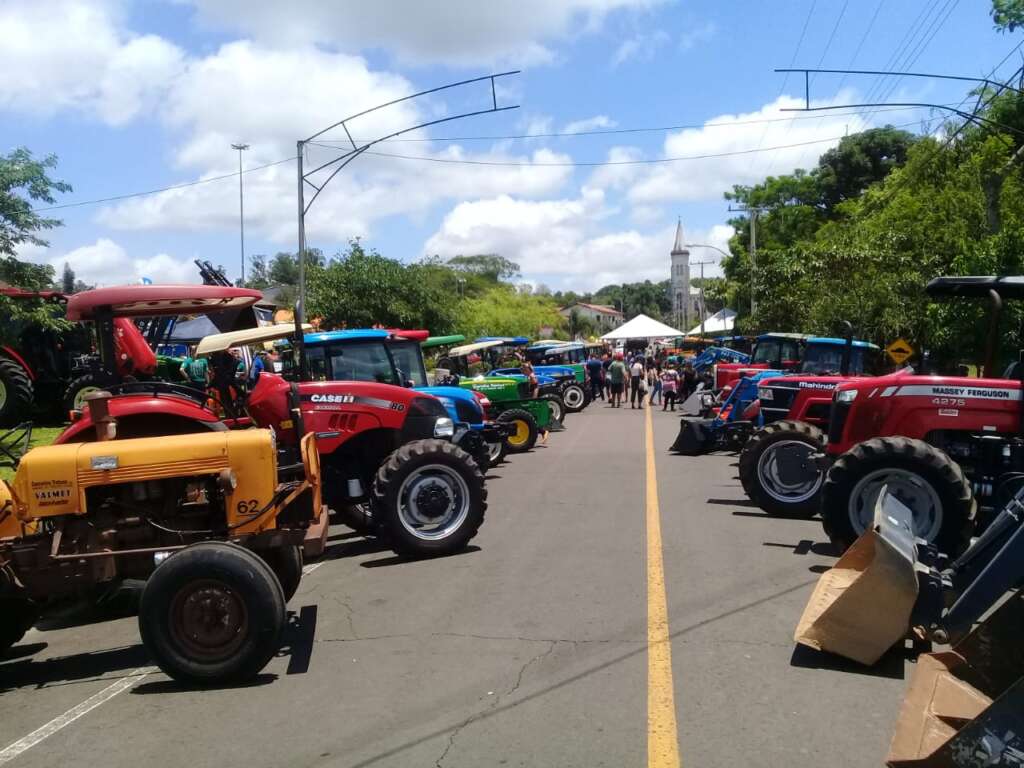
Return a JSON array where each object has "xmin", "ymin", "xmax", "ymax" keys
[
  {"xmin": 486, "ymin": 438, "xmax": 507, "ymax": 467},
  {"xmin": 543, "ymin": 395, "xmax": 566, "ymax": 427},
  {"xmin": 370, "ymin": 438, "xmax": 487, "ymax": 557},
  {"xmin": 738, "ymin": 420, "xmax": 825, "ymax": 518},
  {"xmin": 63, "ymin": 373, "xmax": 113, "ymax": 414},
  {"xmin": 562, "ymin": 383, "xmax": 587, "ymax": 413},
  {"xmin": 821, "ymin": 437, "xmax": 973, "ymax": 556},
  {"xmin": 0, "ymin": 597, "xmax": 40, "ymax": 655},
  {"xmin": 497, "ymin": 408, "xmax": 538, "ymax": 453},
  {"xmin": 139, "ymin": 542, "xmax": 285, "ymax": 685},
  {"xmin": 0, "ymin": 357, "xmax": 34, "ymax": 427},
  {"xmin": 332, "ymin": 503, "xmax": 374, "ymax": 535},
  {"xmin": 258, "ymin": 545, "xmax": 303, "ymax": 603}
]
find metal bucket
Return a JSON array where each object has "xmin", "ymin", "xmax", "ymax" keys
[
  {"xmin": 886, "ymin": 593, "xmax": 1024, "ymax": 767},
  {"xmin": 670, "ymin": 418, "xmax": 713, "ymax": 455},
  {"xmin": 794, "ymin": 490, "xmax": 920, "ymax": 665}
]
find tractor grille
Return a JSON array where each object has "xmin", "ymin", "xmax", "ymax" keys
[
  {"xmin": 759, "ymin": 384, "xmax": 797, "ymax": 424},
  {"xmin": 827, "ymin": 402, "xmax": 851, "ymax": 443},
  {"xmin": 454, "ymin": 397, "xmax": 483, "ymax": 425}
]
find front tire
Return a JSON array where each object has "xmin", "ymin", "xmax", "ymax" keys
[
  {"xmin": 542, "ymin": 395, "xmax": 566, "ymax": 426},
  {"xmin": 738, "ymin": 420, "xmax": 825, "ymax": 518},
  {"xmin": 0, "ymin": 357, "xmax": 34, "ymax": 426},
  {"xmin": 371, "ymin": 439, "xmax": 487, "ymax": 557},
  {"xmin": 258, "ymin": 545, "xmax": 303, "ymax": 602},
  {"xmin": 0, "ymin": 597, "xmax": 39, "ymax": 654},
  {"xmin": 562, "ymin": 383, "xmax": 587, "ymax": 412},
  {"xmin": 821, "ymin": 437, "xmax": 973, "ymax": 555},
  {"xmin": 497, "ymin": 408, "xmax": 538, "ymax": 453},
  {"xmin": 486, "ymin": 438, "xmax": 507, "ymax": 466},
  {"xmin": 139, "ymin": 542, "xmax": 286, "ymax": 685}
]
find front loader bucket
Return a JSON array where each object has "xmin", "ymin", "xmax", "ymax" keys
[
  {"xmin": 794, "ymin": 490, "xmax": 920, "ymax": 665},
  {"xmin": 886, "ymin": 593, "xmax": 1024, "ymax": 767},
  {"xmin": 670, "ymin": 418, "xmax": 713, "ymax": 455},
  {"xmin": 678, "ymin": 390, "xmax": 707, "ymax": 416}
]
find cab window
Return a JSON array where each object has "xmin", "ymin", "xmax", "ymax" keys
[
  {"xmin": 388, "ymin": 341, "xmax": 428, "ymax": 387},
  {"xmin": 327, "ymin": 343, "xmax": 396, "ymax": 384}
]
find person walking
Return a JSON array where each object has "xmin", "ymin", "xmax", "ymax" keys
[
  {"xmin": 648, "ymin": 364, "xmax": 661, "ymax": 406},
  {"xmin": 681, "ymin": 362, "xmax": 698, "ymax": 400},
  {"xmin": 629, "ymin": 357, "xmax": 645, "ymax": 409},
  {"xmin": 586, "ymin": 351, "xmax": 605, "ymax": 402},
  {"xmin": 607, "ymin": 352, "xmax": 627, "ymax": 408},
  {"xmin": 661, "ymin": 365, "xmax": 679, "ymax": 411},
  {"xmin": 602, "ymin": 353, "xmax": 614, "ymax": 400}
]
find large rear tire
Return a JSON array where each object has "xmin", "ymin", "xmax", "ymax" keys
[
  {"xmin": 562, "ymin": 383, "xmax": 587, "ymax": 412},
  {"xmin": 0, "ymin": 357, "xmax": 34, "ymax": 426},
  {"xmin": 821, "ymin": 437, "xmax": 973, "ymax": 555},
  {"xmin": 738, "ymin": 420, "xmax": 825, "ymax": 518},
  {"xmin": 63, "ymin": 372, "xmax": 113, "ymax": 414},
  {"xmin": 258, "ymin": 545, "xmax": 303, "ymax": 603},
  {"xmin": 0, "ymin": 597, "xmax": 39, "ymax": 654},
  {"xmin": 139, "ymin": 542, "xmax": 286, "ymax": 685},
  {"xmin": 497, "ymin": 408, "xmax": 538, "ymax": 453},
  {"xmin": 371, "ymin": 439, "xmax": 487, "ymax": 557}
]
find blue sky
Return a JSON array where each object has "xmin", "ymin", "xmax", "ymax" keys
[{"xmin": 4, "ymin": 0, "xmax": 1019, "ymax": 291}]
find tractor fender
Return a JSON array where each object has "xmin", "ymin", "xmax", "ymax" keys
[{"xmin": 56, "ymin": 395, "xmax": 222, "ymax": 443}]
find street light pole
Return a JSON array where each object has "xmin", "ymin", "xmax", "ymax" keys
[{"xmin": 231, "ymin": 143, "xmax": 250, "ymax": 284}]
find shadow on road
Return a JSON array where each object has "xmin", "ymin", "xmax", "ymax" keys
[
  {"xmin": 132, "ymin": 674, "xmax": 277, "ymax": 695},
  {"xmin": 360, "ymin": 545, "xmax": 482, "ymax": 569},
  {"xmin": 707, "ymin": 497, "xmax": 759, "ymax": 508},
  {"xmin": 282, "ymin": 605, "xmax": 318, "ymax": 675},
  {"xmin": 1, "ymin": 642, "xmax": 47, "ymax": 662},
  {"xmin": 763, "ymin": 539, "xmax": 838, "ymax": 557},
  {"xmin": 789, "ymin": 642, "xmax": 910, "ymax": 680},
  {"xmin": 0, "ymin": 644, "xmax": 150, "ymax": 693}
]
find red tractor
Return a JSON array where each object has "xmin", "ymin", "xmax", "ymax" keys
[
  {"xmin": 58, "ymin": 285, "xmax": 487, "ymax": 557},
  {"xmin": 712, "ymin": 332, "xmax": 809, "ymax": 391},
  {"xmin": 819, "ymin": 276, "xmax": 1024, "ymax": 556}
]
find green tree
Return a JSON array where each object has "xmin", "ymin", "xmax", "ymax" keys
[
  {"xmin": 456, "ymin": 285, "xmax": 564, "ymax": 338},
  {"xmin": 446, "ymin": 254, "xmax": 520, "ymax": 282},
  {"xmin": 60, "ymin": 262, "xmax": 75, "ymax": 294},
  {"xmin": 245, "ymin": 253, "xmax": 270, "ymax": 290},
  {"xmin": 992, "ymin": 0, "xmax": 1024, "ymax": 31}
]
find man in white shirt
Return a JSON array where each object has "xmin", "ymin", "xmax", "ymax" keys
[{"xmin": 629, "ymin": 359, "xmax": 645, "ymax": 409}]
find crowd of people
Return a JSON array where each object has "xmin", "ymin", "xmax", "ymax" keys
[{"xmin": 585, "ymin": 349, "xmax": 705, "ymax": 410}]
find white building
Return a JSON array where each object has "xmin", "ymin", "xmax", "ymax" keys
[
  {"xmin": 670, "ymin": 219, "xmax": 703, "ymax": 331},
  {"xmin": 558, "ymin": 302, "xmax": 624, "ymax": 334}
]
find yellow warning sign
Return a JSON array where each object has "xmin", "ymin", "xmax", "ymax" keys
[{"xmin": 885, "ymin": 338, "xmax": 915, "ymax": 365}]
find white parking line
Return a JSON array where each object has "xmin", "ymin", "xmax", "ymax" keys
[
  {"xmin": 0, "ymin": 666, "xmax": 155, "ymax": 765},
  {"xmin": 301, "ymin": 561, "xmax": 325, "ymax": 576}
]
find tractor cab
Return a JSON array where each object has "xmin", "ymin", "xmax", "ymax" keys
[
  {"xmin": 799, "ymin": 337, "xmax": 883, "ymax": 376},
  {"xmin": 714, "ymin": 333, "xmax": 809, "ymax": 390}
]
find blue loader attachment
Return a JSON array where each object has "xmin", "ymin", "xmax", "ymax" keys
[{"xmin": 670, "ymin": 369, "xmax": 780, "ymax": 455}]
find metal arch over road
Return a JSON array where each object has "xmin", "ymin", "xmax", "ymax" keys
[{"xmin": 294, "ymin": 72, "xmax": 521, "ymax": 319}]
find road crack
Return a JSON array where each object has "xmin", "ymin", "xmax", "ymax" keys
[{"xmin": 434, "ymin": 641, "xmax": 557, "ymax": 768}]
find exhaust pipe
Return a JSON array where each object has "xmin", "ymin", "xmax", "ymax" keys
[
  {"xmin": 839, "ymin": 320, "xmax": 853, "ymax": 376},
  {"xmin": 84, "ymin": 390, "xmax": 116, "ymax": 441}
]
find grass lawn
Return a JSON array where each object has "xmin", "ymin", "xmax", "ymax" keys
[{"xmin": 0, "ymin": 425, "xmax": 65, "ymax": 483}]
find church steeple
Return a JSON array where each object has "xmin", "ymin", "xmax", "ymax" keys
[{"xmin": 671, "ymin": 218, "xmax": 688, "ymax": 256}]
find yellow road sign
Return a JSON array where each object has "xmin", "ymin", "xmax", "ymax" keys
[{"xmin": 886, "ymin": 337, "xmax": 915, "ymax": 365}]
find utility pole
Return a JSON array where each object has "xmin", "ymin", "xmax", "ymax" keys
[
  {"xmin": 231, "ymin": 143, "xmax": 250, "ymax": 284},
  {"xmin": 727, "ymin": 205, "xmax": 764, "ymax": 319},
  {"xmin": 690, "ymin": 258, "xmax": 715, "ymax": 337}
]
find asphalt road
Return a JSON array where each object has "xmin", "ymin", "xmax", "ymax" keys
[{"xmin": 0, "ymin": 402, "xmax": 909, "ymax": 768}]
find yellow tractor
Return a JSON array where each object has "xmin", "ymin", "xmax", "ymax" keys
[{"xmin": 0, "ymin": 392, "xmax": 323, "ymax": 685}]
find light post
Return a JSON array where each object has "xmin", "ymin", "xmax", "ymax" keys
[
  {"xmin": 685, "ymin": 243, "xmax": 731, "ymax": 338},
  {"xmin": 231, "ymin": 143, "xmax": 250, "ymax": 284}
]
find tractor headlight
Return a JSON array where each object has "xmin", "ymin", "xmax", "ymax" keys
[
  {"xmin": 433, "ymin": 417, "xmax": 455, "ymax": 438},
  {"xmin": 836, "ymin": 389, "xmax": 858, "ymax": 404},
  {"xmin": 757, "ymin": 387, "xmax": 773, "ymax": 401}
]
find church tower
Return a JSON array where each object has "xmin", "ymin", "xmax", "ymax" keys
[{"xmin": 670, "ymin": 219, "xmax": 691, "ymax": 330}]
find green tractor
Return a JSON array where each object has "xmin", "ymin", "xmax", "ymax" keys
[{"xmin": 435, "ymin": 340, "xmax": 558, "ymax": 453}]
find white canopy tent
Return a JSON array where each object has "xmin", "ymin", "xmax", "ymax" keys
[
  {"xmin": 600, "ymin": 314, "xmax": 684, "ymax": 340},
  {"xmin": 686, "ymin": 308, "xmax": 737, "ymax": 336}
]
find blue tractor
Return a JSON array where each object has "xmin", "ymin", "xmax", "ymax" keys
[{"xmin": 295, "ymin": 329, "xmax": 512, "ymax": 471}]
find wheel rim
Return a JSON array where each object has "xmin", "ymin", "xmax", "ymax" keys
[
  {"xmin": 73, "ymin": 385, "xmax": 100, "ymax": 410},
  {"xmin": 756, "ymin": 440, "xmax": 823, "ymax": 504},
  {"xmin": 169, "ymin": 579, "xmax": 248, "ymax": 662},
  {"xmin": 487, "ymin": 441, "xmax": 503, "ymax": 462},
  {"xmin": 548, "ymin": 400, "xmax": 563, "ymax": 422},
  {"xmin": 848, "ymin": 467, "xmax": 944, "ymax": 541},
  {"xmin": 396, "ymin": 463, "xmax": 471, "ymax": 540},
  {"xmin": 506, "ymin": 419, "xmax": 530, "ymax": 447},
  {"xmin": 563, "ymin": 386, "xmax": 584, "ymax": 409}
]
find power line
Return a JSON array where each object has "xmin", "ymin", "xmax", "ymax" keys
[{"xmin": 34, "ymin": 156, "xmax": 296, "ymax": 212}]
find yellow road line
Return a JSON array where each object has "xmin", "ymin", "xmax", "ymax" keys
[{"xmin": 646, "ymin": 401, "xmax": 681, "ymax": 768}]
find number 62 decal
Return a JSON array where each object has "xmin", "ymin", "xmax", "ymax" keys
[{"xmin": 236, "ymin": 499, "xmax": 260, "ymax": 515}]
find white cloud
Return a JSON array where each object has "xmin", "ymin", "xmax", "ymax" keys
[
  {"xmin": 679, "ymin": 21, "xmax": 716, "ymax": 51},
  {"xmin": 611, "ymin": 29, "xmax": 670, "ymax": 67},
  {"xmin": 25, "ymin": 239, "xmax": 198, "ymax": 287},
  {"xmin": 563, "ymin": 115, "xmax": 618, "ymax": 134},
  {"xmin": 0, "ymin": 0, "xmax": 185, "ymax": 124},
  {"xmin": 424, "ymin": 189, "xmax": 733, "ymax": 290},
  {"xmin": 187, "ymin": 0, "xmax": 665, "ymax": 67},
  {"xmin": 627, "ymin": 91, "xmax": 870, "ymax": 204}
]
